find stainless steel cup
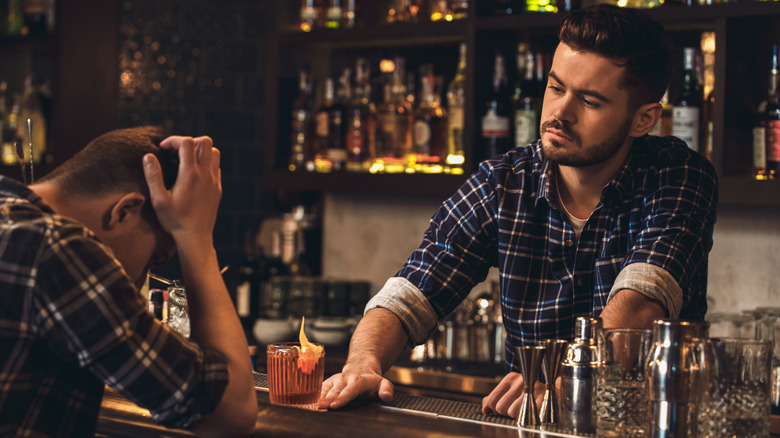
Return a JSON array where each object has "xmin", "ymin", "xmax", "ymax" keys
[
  {"xmin": 646, "ymin": 319, "xmax": 709, "ymax": 438},
  {"xmin": 558, "ymin": 316, "xmax": 602, "ymax": 434}
]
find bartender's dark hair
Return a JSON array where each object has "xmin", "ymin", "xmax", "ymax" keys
[
  {"xmin": 559, "ymin": 4, "xmax": 672, "ymax": 110},
  {"xmin": 39, "ymin": 126, "xmax": 178, "ymax": 204}
]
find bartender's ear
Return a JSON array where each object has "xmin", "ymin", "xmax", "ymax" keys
[
  {"xmin": 629, "ymin": 102, "xmax": 663, "ymax": 137},
  {"xmin": 105, "ymin": 193, "xmax": 146, "ymax": 231}
]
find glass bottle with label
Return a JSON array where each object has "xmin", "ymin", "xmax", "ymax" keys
[
  {"xmin": 481, "ymin": 53, "xmax": 511, "ymax": 161},
  {"xmin": 412, "ymin": 68, "xmax": 448, "ymax": 173},
  {"xmin": 312, "ymin": 77, "xmax": 340, "ymax": 173},
  {"xmin": 375, "ymin": 57, "xmax": 413, "ymax": 174},
  {"xmin": 345, "ymin": 58, "xmax": 374, "ymax": 172},
  {"xmin": 446, "ymin": 43, "xmax": 466, "ymax": 174},
  {"xmin": 512, "ymin": 44, "xmax": 540, "ymax": 148},
  {"xmin": 289, "ymin": 67, "xmax": 313, "ymax": 172},
  {"xmin": 765, "ymin": 44, "xmax": 780, "ymax": 179},
  {"xmin": 672, "ymin": 47, "xmax": 703, "ymax": 153},
  {"xmin": 754, "ymin": 100, "xmax": 769, "ymax": 180}
]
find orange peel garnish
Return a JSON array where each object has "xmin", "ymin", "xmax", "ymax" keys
[{"xmin": 294, "ymin": 316, "xmax": 323, "ymax": 374}]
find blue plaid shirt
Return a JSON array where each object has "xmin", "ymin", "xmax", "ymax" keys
[
  {"xmin": 370, "ymin": 135, "xmax": 718, "ymax": 373},
  {"xmin": 0, "ymin": 177, "xmax": 229, "ymax": 437}
]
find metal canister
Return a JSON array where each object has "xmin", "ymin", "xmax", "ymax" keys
[
  {"xmin": 646, "ymin": 319, "xmax": 709, "ymax": 438},
  {"xmin": 558, "ymin": 316, "xmax": 602, "ymax": 435}
]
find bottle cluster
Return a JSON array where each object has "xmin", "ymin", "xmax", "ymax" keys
[
  {"xmin": 297, "ymin": 0, "xmax": 469, "ymax": 32},
  {"xmin": 287, "ymin": 43, "xmax": 468, "ymax": 175},
  {"xmin": 753, "ymin": 44, "xmax": 780, "ymax": 181},
  {"xmin": 0, "ymin": 0, "xmax": 55, "ymax": 36},
  {"xmin": 0, "ymin": 76, "xmax": 49, "ymax": 167}
]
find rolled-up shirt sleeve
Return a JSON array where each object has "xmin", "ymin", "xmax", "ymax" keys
[
  {"xmin": 365, "ymin": 277, "xmax": 439, "ymax": 345},
  {"xmin": 607, "ymin": 262, "xmax": 683, "ymax": 318}
]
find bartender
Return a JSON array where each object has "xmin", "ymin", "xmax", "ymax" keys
[
  {"xmin": 319, "ymin": 4, "xmax": 718, "ymax": 419},
  {"xmin": 0, "ymin": 127, "xmax": 257, "ymax": 437}
]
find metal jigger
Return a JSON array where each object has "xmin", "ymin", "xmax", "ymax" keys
[
  {"xmin": 515, "ymin": 344, "xmax": 547, "ymax": 428},
  {"xmin": 538, "ymin": 339, "xmax": 569, "ymax": 428}
]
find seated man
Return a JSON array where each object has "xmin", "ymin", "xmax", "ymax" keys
[
  {"xmin": 319, "ymin": 4, "xmax": 718, "ymax": 419},
  {"xmin": 0, "ymin": 127, "xmax": 257, "ymax": 437}
]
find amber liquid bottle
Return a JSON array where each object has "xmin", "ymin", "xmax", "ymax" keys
[{"xmin": 765, "ymin": 44, "xmax": 780, "ymax": 179}]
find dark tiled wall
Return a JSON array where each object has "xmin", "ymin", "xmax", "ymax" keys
[{"xmin": 116, "ymin": 0, "xmax": 279, "ymax": 273}]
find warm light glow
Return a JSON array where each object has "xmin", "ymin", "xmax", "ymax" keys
[{"xmin": 379, "ymin": 59, "xmax": 395, "ymax": 74}]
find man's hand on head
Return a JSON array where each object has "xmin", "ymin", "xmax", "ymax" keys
[{"xmin": 142, "ymin": 136, "xmax": 222, "ymax": 249}]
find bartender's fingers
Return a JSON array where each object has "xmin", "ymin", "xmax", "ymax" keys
[
  {"xmin": 482, "ymin": 372, "xmax": 525, "ymax": 416},
  {"xmin": 319, "ymin": 372, "xmax": 391, "ymax": 410}
]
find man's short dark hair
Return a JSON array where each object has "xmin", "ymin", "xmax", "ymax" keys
[
  {"xmin": 40, "ymin": 126, "xmax": 178, "ymax": 202},
  {"xmin": 559, "ymin": 4, "xmax": 673, "ymax": 110}
]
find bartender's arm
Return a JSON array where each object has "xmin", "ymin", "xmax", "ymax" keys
[
  {"xmin": 600, "ymin": 289, "xmax": 666, "ymax": 329},
  {"xmin": 318, "ymin": 307, "xmax": 409, "ymax": 410}
]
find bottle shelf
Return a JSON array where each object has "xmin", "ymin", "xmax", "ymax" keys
[{"xmin": 265, "ymin": 1, "xmax": 780, "ymax": 206}]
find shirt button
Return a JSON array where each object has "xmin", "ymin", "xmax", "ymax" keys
[
  {"xmin": 565, "ymin": 239, "xmax": 574, "ymax": 247},
  {"xmin": 576, "ymin": 279, "xmax": 584, "ymax": 287}
]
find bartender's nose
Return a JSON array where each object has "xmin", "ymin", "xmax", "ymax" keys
[{"xmin": 551, "ymin": 93, "xmax": 577, "ymax": 125}]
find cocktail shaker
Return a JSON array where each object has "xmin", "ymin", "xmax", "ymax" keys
[
  {"xmin": 558, "ymin": 316, "xmax": 602, "ymax": 434},
  {"xmin": 646, "ymin": 319, "xmax": 709, "ymax": 438}
]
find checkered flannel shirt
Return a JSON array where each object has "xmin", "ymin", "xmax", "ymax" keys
[
  {"xmin": 370, "ymin": 135, "xmax": 718, "ymax": 373},
  {"xmin": 0, "ymin": 177, "xmax": 228, "ymax": 437}
]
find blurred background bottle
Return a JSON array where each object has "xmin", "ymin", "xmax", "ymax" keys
[
  {"xmin": 17, "ymin": 74, "xmax": 47, "ymax": 164},
  {"xmin": 345, "ymin": 58, "xmax": 374, "ymax": 172},
  {"xmin": 512, "ymin": 43, "xmax": 541, "ymax": 148},
  {"xmin": 299, "ymin": 0, "xmax": 324, "ymax": 32},
  {"xmin": 2, "ymin": 0, "xmax": 24, "ymax": 36},
  {"xmin": 481, "ymin": 53, "xmax": 511, "ymax": 160},
  {"xmin": 411, "ymin": 66, "xmax": 447, "ymax": 173},
  {"xmin": 289, "ymin": 67, "xmax": 313, "ymax": 172},
  {"xmin": 325, "ymin": 0, "xmax": 341, "ymax": 28},
  {"xmin": 375, "ymin": 56, "xmax": 412, "ymax": 174},
  {"xmin": 445, "ymin": 43, "xmax": 466, "ymax": 174},
  {"xmin": 764, "ymin": 44, "xmax": 780, "ymax": 180},
  {"xmin": 672, "ymin": 47, "xmax": 703, "ymax": 154}
]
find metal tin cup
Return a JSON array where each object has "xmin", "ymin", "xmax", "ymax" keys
[
  {"xmin": 558, "ymin": 316, "xmax": 602, "ymax": 435},
  {"xmin": 646, "ymin": 319, "xmax": 709, "ymax": 438},
  {"xmin": 596, "ymin": 328, "xmax": 652, "ymax": 438}
]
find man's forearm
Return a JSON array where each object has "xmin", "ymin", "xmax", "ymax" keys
[
  {"xmin": 600, "ymin": 289, "xmax": 666, "ymax": 329},
  {"xmin": 344, "ymin": 307, "xmax": 410, "ymax": 375}
]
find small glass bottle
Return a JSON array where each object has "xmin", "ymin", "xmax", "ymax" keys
[
  {"xmin": 481, "ymin": 53, "xmax": 512, "ymax": 161},
  {"xmin": 325, "ymin": 0, "xmax": 342, "ymax": 29},
  {"xmin": 412, "ymin": 68, "xmax": 447, "ymax": 174},
  {"xmin": 289, "ymin": 67, "xmax": 313, "ymax": 172},
  {"xmin": 672, "ymin": 47, "xmax": 703, "ymax": 154},
  {"xmin": 765, "ymin": 44, "xmax": 780, "ymax": 179},
  {"xmin": 446, "ymin": 43, "xmax": 466, "ymax": 174}
]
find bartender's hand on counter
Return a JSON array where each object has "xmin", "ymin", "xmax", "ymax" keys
[
  {"xmin": 482, "ymin": 372, "xmax": 546, "ymax": 418},
  {"xmin": 319, "ymin": 364, "xmax": 395, "ymax": 410}
]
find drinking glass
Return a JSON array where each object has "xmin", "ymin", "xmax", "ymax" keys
[
  {"xmin": 596, "ymin": 328, "xmax": 653, "ymax": 438},
  {"xmin": 167, "ymin": 283, "xmax": 190, "ymax": 338},
  {"xmin": 696, "ymin": 337, "xmax": 772, "ymax": 438},
  {"xmin": 266, "ymin": 342, "xmax": 325, "ymax": 410}
]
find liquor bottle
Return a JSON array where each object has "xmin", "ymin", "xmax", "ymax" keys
[
  {"xmin": 22, "ymin": 0, "xmax": 47, "ymax": 35},
  {"xmin": 17, "ymin": 75, "xmax": 46, "ymax": 164},
  {"xmin": 341, "ymin": 0, "xmax": 356, "ymax": 28},
  {"xmin": 325, "ymin": 0, "xmax": 341, "ymax": 29},
  {"xmin": 388, "ymin": 0, "xmax": 421, "ymax": 23},
  {"xmin": 446, "ymin": 43, "xmax": 466, "ymax": 174},
  {"xmin": 765, "ymin": 44, "xmax": 780, "ymax": 179},
  {"xmin": 1, "ymin": 91, "xmax": 20, "ymax": 166},
  {"xmin": 481, "ymin": 53, "xmax": 512, "ymax": 160},
  {"xmin": 412, "ymin": 69, "xmax": 448, "ymax": 173},
  {"xmin": 259, "ymin": 232, "xmax": 288, "ymax": 319},
  {"xmin": 235, "ymin": 230, "xmax": 265, "ymax": 332},
  {"xmin": 3, "ymin": 0, "xmax": 24, "ymax": 36},
  {"xmin": 512, "ymin": 44, "xmax": 541, "ymax": 148},
  {"xmin": 313, "ymin": 77, "xmax": 337, "ymax": 172},
  {"xmin": 345, "ymin": 58, "xmax": 374, "ymax": 172},
  {"xmin": 299, "ymin": 0, "xmax": 324, "ymax": 32},
  {"xmin": 649, "ymin": 88, "xmax": 673, "ymax": 137},
  {"xmin": 375, "ymin": 56, "xmax": 413, "ymax": 173},
  {"xmin": 430, "ymin": 0, "xmax": 448, "ymax": 21},
  {"xmin": 281, "ymin": 215, "xmax": 311, "ymax": 277},
  {"xmin": 289, "ymin": 67, "xmax": 313, "ymax": 172},
  {"xmin": 754, "ymin": 100, "xmax": 768, "ymax": 181},
  {"xmin": 672, "ymin": 47, "xmax": 703, "ymax": 154}
]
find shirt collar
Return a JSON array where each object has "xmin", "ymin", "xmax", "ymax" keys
[{"xmin": 0, "ymin": 176, "xmax": 56, "ymax": 214}]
